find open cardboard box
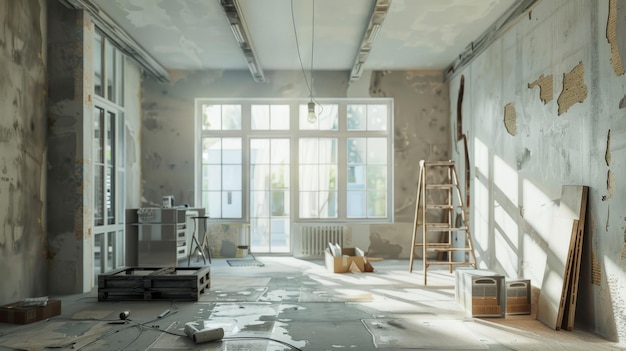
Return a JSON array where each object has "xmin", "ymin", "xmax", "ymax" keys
[{"xmin": 325, "ymin": 247, "xmax": 375, "ymax": 273}]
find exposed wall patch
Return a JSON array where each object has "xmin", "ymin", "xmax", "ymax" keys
[
  {"xmin": 607, "ymin": 0, "xmax": 625, "ymax": 76},
  {"xmin": 591, "ymin": 218, "xmax": 602, "ymax": 285},
  {"xmin": 528, "ymin": 74, "xmax": 553, "ymax": 104},
  {"xmin": 504, "ymin": 103, "xmax": 517, "ymax": 136},
  {"xmin": 606, "ymin": 129, "xmax": 612, "ymax": 166},
  {"xmin": 557, "ymin": 62, "xmax": 587, "ymax": 116},
  {"xmin": 620, "ymin": 95, "xmax": 626, "ymax": 109},
  {"xmin": 602, "ymin": 169, "xmax": 615, "ymax": 201},
  {"xmin": 622, "ymin": 217, "xmax": 626, "ymax": 259}
]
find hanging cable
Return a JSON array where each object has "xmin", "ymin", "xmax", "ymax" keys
[{"xmin": 291, "ymin": 0, "xmax": 317, "ymax": 123}]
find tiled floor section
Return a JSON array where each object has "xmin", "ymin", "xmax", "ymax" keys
[{"xmin": 0, "ymin": 257, "xmax": 622, "ymax": 350}]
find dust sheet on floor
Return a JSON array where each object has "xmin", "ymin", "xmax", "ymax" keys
[{"xmin": 362, "ymin": 318, "xmax": 488, "ymax": 349}]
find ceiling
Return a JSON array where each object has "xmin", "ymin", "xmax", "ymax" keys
[{"xmin": 89, "ymin": 0, "xmax": 517, "ymax": 79}]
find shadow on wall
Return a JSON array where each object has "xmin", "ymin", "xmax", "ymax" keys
[{"xmin": 367, "ymin": 232, "xmax": 403, "ymax": 258}]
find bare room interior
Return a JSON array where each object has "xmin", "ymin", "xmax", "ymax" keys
[{"xmin": 2, "ymin": 0, "xmax": 626, "ymax": 350}]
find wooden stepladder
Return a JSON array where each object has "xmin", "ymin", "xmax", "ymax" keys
[{"xmin": 409, "ymin": 160, "xmax": 476, "ymax": 285}]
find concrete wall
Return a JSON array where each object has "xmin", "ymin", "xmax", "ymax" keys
[
  {"xmin": 141, "ymin": 69, "xmax": 449, "ymax": 258},
  {"xmin": 0, "ymin": 0, "xmax": 48, "ymax": 305},
  {"xmin": 448, "ymin": 0, "xmax": 626, "ymax": 343}
]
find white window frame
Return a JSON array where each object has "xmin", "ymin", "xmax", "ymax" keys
[{"xmin": 194, "ymin": 98, "xmax": 394, "ymax": 224}]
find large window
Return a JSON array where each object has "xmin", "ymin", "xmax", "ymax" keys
[
  {"xmin": 93, "ymin": 30, "xmax": 125, "ymax": 282},
  {"xmin": 196, "ymin": 99, "xmax": 393, "ymax": 252}
]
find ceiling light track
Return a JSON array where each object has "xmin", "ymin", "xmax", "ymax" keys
[
  {"xmin": 59, "ymin": 0, "xmax": 170, "ymax": 83},
  {"xmin": 349, "ymin": 0, "xmax": 391, "ymax": 82},
  {"xmin": 220, "ymin": 0, "xmax": 266, "ymax": 83}
]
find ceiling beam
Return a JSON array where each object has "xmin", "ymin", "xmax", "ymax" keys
[
  {"xmin": 220, "ymin": 0, "xmax": 266, "ymax": 83},
  {"xmin": 349, "ymin": 0, "xmax": 392, "ymax": 82},
  {"xmin": 59, "ymin": 0, "xmax": 170, "ymax": 83}
]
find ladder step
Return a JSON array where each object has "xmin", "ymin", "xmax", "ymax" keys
[
  {"xmin": 426, "ymin": 184, "xmax": 453, "ymax": 189},
  {"xmin": 427, "ymin": 247, "xmax": 474, "ymax": 252},
  {"xmin": 423, "ymin": 161, "xmax": 455, "ymax": 167},
  {"xmin": 425, "ymin": 261, "xmax": 475, "ymax": 267},
  {"xmin": 426, "ymin": 205, "xmax": 454, "ymax": 210}
]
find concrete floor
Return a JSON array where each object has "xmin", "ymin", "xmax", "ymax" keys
[{"xmin": 0, "ymin": 257, "xmax": 622, "ymax": 351}]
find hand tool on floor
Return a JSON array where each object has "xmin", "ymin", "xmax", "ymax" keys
[{"xmin": 184, "ymin": 323, "xmax": 224, "ymax": 344}]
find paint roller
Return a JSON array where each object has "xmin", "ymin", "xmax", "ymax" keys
[{"xmin": 184, "ymin": 323, "xmax": 224, "ymax": 344}]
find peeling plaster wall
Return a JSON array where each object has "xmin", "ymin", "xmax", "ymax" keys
[
  {"xmin": 0, "ymin": 0, "xmax": 48, "ymax": 305},
  {"xmin": 46, "ymin": 2, "xmax": 93, "ymax": 295},
  {"xmin": 141, "ymin": 70, "xmax": 449, "ymax": 258},
  {"xmin": 449, "ymin": 0, "xmax": 626, "ymax": 343}
]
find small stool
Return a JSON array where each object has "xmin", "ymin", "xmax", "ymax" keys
[{"xmin": 189, "ymin": 216, "xmax": 212, "ymax": 265}]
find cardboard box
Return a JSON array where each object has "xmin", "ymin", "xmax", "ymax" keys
[
  {"xmin": 325, "ymin": 247, "xmax": 366, "ymax": 273},
  {"xmin": 0, "ymin": 299, "xmax": 61, "ymax": 324}
]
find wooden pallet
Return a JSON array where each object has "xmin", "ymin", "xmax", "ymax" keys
[{"xmin": 98, "ymin": 266, "xmax": 210, "ymax": 301}]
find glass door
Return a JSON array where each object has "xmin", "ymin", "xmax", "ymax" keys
[{"xmin": 249, "ymin": 138, "xmax": 290, "ymax": 253}]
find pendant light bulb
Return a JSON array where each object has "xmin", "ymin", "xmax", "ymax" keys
[{"xmin": 307, "ymin": 101, "xmax": 316, "ymax": 123}]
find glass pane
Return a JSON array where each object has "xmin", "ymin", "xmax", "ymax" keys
[
  {"xmin": 115, "ymin": 230, "xmax": 125, "ymax": 267},
  {"xmin": 367, "ymin": 166, "xmax": 387, "ymax": 190},
  {"xmin": 202, "ymin": 105, "xmax": 221, "ymax": 130},
  {"xmin": 319, "ymin": 138, "xmax": 337, "ymax": 163},
  {"xmin": 319, "ymin": 191, "xmax": 338, "ymax": 218},
  {"xmin": 250, "ymin": 191, "xmax": 269, "ymax": 217},
  {"xmin": 347, "ymin": 138, "xmax": 366, "ymax": 164},
  {"xmin": 118, "ymin": 114, "xmax": 125, "ymax": 166},
  {"xmin": 299, "ymin": 191, "xmax": 318, "ymax": 218},
  {"xmin": 270, "ymin": 105, "xmax": 289, "ymax": 130},
  {"xmin": 367, "ymin": 190, "xmax": 387, "ymax": 217},
  {"xmin": 299, "ymin": 138, "xmax": 318, "ymax": 163},
  {"xmin": 94, "ymin": 233, "xmax": 104, "ymax": 282},
  {"xmin": 94, "ymin": 107, "xmax": 104, "ymax": 164},
  {"xmin": 222, "ymin": 138, "xmax": 241, "ymax": 164},
  {"xmin": 222, "ymin": 165, "xmax": 241, "ymax": 190},
  {"xmin": 271, "ymin": 190, "xmax": 289, "ymax": 216},
  {"xmin": 116, "ymin": 53, "xmax": 124, "ymax": 106},
  {"xmin": 250, "ymin": 164, "xmax": 270, "ymax": 190},
  {"xmin": 347, "ymin": 104, "xmax": 366, "ymax": 130},
  {"xmin": 106, "ymin": 167, "xmax": 115, "ymax": 224},
  {"xmin": 94, "ymin": 166, "xmax": 104, "ymax": 226},
  {"xmin": 367, "ymin": 138, "xmax": 387, "ymax": 164},
  {"xmin": 318, "ymin": 104, "xmax": 338, "ymax": 131},
  {"xmin": 106, "ymin": 42, "xmax": 116, "ymax": 103},
  {"xmin": 94, "ymin": 32, "xmax": 103, "ymax": 97},
  {"xmin": 271, "ymin": 139, "xmax": 290, "ymax": 164},
  {"xmin": 106, "ymin": 231, "xmax": 115, "ymax": 272},
  {"xmin": 271, "ymin": 165, "xmax": 289, "ymax": 190},
  {"xmin": 106, "ymin": 112, "xmax": 115, "ymax": 166},
  {"xmin": 222, "ymin": 191, "xmax": 242, "ymax": 218},
  {"xmin": 347, "ymin": 191, "xmax": 366, "ymax": 218},
  {"xmin": 250, "ymin": 139, "xmax": 270, "ymax": 164},
  {"xmin": 203, "ymin": 165, "xmax": 221, "ymax": 191},
  {"xmin": 251, "ymin": 105, "xmax": 270, "ymax": 130},
  {"xmin": 205, "ymin": 191, "xmax": 222, "ymax": 218},
  {"xmin": 250, "ymin": 218, "xmax": 270, "ymax": 252},
  {"xmin": 203, "ymin": 138, "xmax": 221, "ymax": 163},
  {"xmin": 367, "ymin": 104, "xmax": 387, "ymax": 130},
  {"xmin": 222, "ymin": 105, "xmax": 241, "ymax": 130},
  {"xmin": 270, "ymin": 218, "xmax": 290, "ymax": 252},
  {"xmin": 299, "ymin": 165, "xmax": 318, "ymax": 191},
  {"xmin": 348, "ymin": 165, "xmax": 366, "ymax": 190},
  {"xmin": 319, "ymin": 165, "xmax": 337, "ymax": 190}
]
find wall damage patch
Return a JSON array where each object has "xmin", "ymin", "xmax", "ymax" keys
[
  {"xmin": 591, "ymin": 218, "xmax": 602, "ymax": 285},
  {"xmin": 606, "ymin": 129, "xmax": 612, "ymax": 166},
  {"xmin": 622, "ymin": 217, "xmax": 626, "ymax": 259},
  {"xmin": 528, "ymin": 74, "xmax": 553, "ymax": 104},
  {"xmin": 557, "ymin": 62, "xmax": 587, "ymax": 116},
  {"xmin": 504, "ymin": 103, "xmax": 517, "ymax": 136},
  {"xmin": 607, "ymin": 0, "xmax": 625, "ymax": 76},
  {"xmin": 602, "ymin": 169, "xmax": 615, "ymax": 201}
]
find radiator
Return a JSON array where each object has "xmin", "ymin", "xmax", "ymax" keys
[{"xmin": 300, "ymin": 225, "xmax": 345, "ymax": 257}]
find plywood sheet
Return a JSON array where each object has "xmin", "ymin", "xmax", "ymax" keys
[{"xmin": 537, "ymin": 185, "xmax": 588, "ymax": 330}]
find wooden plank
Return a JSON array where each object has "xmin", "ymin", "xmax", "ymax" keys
[
  {"xmin": 555, "ymin": 220, "xmax": 579, "ymax": 330},
  {"xmin": 566, "ymin": 187, "xmax": 588, "ymax": 330},
  {"xmin": 537, "ymin": 185, "xmax": 588, "ymax": 330}
]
